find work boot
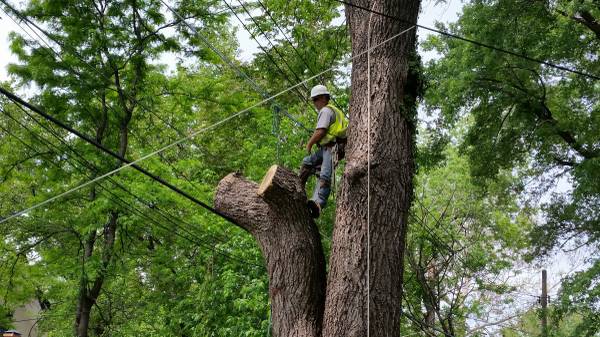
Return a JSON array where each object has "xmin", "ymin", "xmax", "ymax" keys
[
  {"xmin": 298, "ymin": 164, "xmax": 314, "ymax": 189},
  {"xmin": 307, "ymin": 200, "xmax": 321, "ymax": 218}
]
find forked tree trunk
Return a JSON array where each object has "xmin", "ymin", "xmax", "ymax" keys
[
  {"xmin": 215, "ymin": 165, "xmax": 326, "ymax": 337},
  {"xmin": 214, "ymin": 1, "xmax": 420, "ymax": 336}
]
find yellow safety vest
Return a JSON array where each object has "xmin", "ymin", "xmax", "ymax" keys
[{"xmin": 319, "ymin": 104, "xmax": 349, "ymax": 145}]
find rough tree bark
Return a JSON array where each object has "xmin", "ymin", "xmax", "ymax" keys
[
  {"xmin": 215, "ymin": 165, "xmax": 326, "ymax": 337},
  {"xmin": 214, "ymin": 1, "xmax": 420, "ymax": 336},
  {"xmin": 325, "ymin": 1, "xmax": 420, "ymax": 336}
]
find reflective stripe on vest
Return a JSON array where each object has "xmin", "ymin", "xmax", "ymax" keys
[{"xmin": 319, "ymin": 104, "xmax": 349, "ymax": 145}]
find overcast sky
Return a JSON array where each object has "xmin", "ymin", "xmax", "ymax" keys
[{"xmin": 0, "ymin": 0, "xmax": 463, "ymax": 81}]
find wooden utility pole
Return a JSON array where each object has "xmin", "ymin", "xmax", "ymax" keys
[{"xmin": 541, "ymin": 269, "xmax": 548, "ymax": 337}]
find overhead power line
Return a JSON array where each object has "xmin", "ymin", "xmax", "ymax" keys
[
  {"xmin": 0, "ymin": 87, "xmax": 239, "ymax": 226},
  {"xmin": 234, "ymin": 0, "xmax": 309, "ymax": 91},
  {"xmin": 9, "ymin": 104, "xmax": 232, "ymax": 245},
  {"xmin": 0, "ymin": 0, "xmax": 314, "ymax": 223},
  {"xmin": 0, "ymin": 24, "xmax": 417, "ymax": 225},
  {"xmin": 0, "ymin": 105, "xmax": 261, "ymax": 269},
  {"xmin": 221, "ymin": 0, "xmax": 308, "ymax": 104},
  {"xmin": 0, "ymin": 1, "xmax": 292, "ymax": 264},
  {"xmin": 251, "ymin": 0, "xmax": 347, "ymax": 109},
  {"xmin": 158, "ymin": 0, "xmax": 314, "ymax": 134},
  {"xmin": 334, "ymin": 0, "xmax": 600, "ymax": 81},
  {"xmin": 0, "ymin": 1, "xmax": 239, "ymax": 206}
]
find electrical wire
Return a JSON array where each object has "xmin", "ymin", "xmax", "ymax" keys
[
  {"xmin": 10, "ymin": 104, "xmax": 232, "ymax": 246},
  {"xmin": 0, "ymin": 86, "xmax": 243, "ymax": 225},
  {"xmin": 158, "ymin": 0, "xmax": 314, "ymax": 134},
  {"xmin": 253, "ymin": 0, "xmax": 318, "ymax": 76},
  {"xmin": 0, "ymin": 3, "xmax": 224, "ymax": 157},
  {"xmin": 0, "ymin": 106, "xmax": 262, "ymax": 269},
  {"xmin": 251, "ymin": 0, "xmax": 347, "ymax": 109},
  {"xmin": 0, "ymin": 0, "xmax": 278, "ymax": 250},
  {"xmin": 0, "ymin": 24, "xmax": 417, "ymax": 225},
  {"xmin": 0, "ymin": 1, "xmax": 235, "ymax": 207},
  {"xmin": 222, "ymin": 0, "xmax": 307, "ymax": 104},
  {"xmin": 0, "ymin": 2, "xmax": 261, "ymax": 255},
  {"xmin": 0, "ymin": 1, "xmax": 272, "ymax": 239},
  {"xmin": 234, "ymin": 0, "xmax": 309, "ymax": 93},
  {"xmin": 334, "ymin": 0, "xmax": 600, "ymax": 81}
]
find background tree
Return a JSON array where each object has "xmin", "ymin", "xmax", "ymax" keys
[
  {"xmin": 422, "ymin": 0, "xmax": 599, "ymax": 335},
  {"xmin": 404, "ymin": 146, "xmax": 533, "ymax": 337}
]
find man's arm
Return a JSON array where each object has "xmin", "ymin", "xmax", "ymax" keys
[{"xmin": 306, "ymin": 128, "xmax": 328, "ymax": 153}]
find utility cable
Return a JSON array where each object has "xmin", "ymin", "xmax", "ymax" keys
[
  {"xmin": 0, "ymin": 4, "xmax": 262, "ymax": 248},
  {"xmin": 0, "ymin": 105, "xmax": 225, "ymax": 246},
  {"xmin": 0, "ymin": 106, "xmax": 261, "ymax": 269},
  {"xmin": 254, "ymin": 0, "xmax": 317, "ymax": 75},
  {"xmin": 222, "ymin": 0, "xmax": 309, "ymax": 105},
  {"xmin": 0, "ymin": 0, "xmax": 231, "ymax": 198},
  {"xmin": 234, "ymin": 0, "xmax": 309, "ymax": 93},
  {"xmin": 103, "ymin": 183, "xmax": 263, "ymax": 270},
  {"xmin": 159, "ymin": 0, "xmax": 314, "ymax": 134},
  {"xmin": 0, "ymin": 25, "xmax": 417, "ymax": 225},
  {"xmin": 252, "ymin": 0, "xmax": 347, "ymax": 109},
  {"xmin": 10, "ymin": 104, "xmax": 232, "ymax": 246},
  {"xmin": 334, "ymin": 0, "xmax": 599, "ymax": 81},
  {"xmin": 0, "ymin": 86, "xmax": 241, "ymax": 226}
]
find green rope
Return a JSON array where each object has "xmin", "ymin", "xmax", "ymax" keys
[
  {"xmin": 272, "ymin": 106, "xmax": 281, "ymax": 164},
  {"xmin": 266, "ymin": 303, "xmax": 272, "ymax": 337}
]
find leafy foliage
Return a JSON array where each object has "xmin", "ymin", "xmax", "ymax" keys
[
  {"xmin": 403, "ymin": 147, "xmax": 532, "ymax": 336},
  {"xmin": 422, "ymin": 0, "xmax": 599, "ymax": 334},
  {"xmin": 0, "ymin": 0, "xmax": 348, "ymax": 335},
  {"xmin": 1, "ymin": 0, "xmax": 596, "ymax": 335}
]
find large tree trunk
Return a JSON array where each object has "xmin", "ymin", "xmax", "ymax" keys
[
  {"xmin": 215, "ymin": 165, "xmax": 326, "ymax": 337},
  {"xmin": 323, "ymin": 1, "xmax": 420, "ymax": 336},
  {"xmin": 214, "ymin": 2, "xmax": 420, "ymax": 336}
]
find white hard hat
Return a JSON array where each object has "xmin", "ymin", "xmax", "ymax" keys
[{"xmin": 310, "ymin": 85, "xmax": 330, "ymax": 99}]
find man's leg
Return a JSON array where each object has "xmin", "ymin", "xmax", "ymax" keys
[
  {"xmin": 300, "ymin": 148, "xmax": 323, "ymax": 188},
  {"xmin": 311, "ymin": 146, "xmax": 333, "ymax": 209}
]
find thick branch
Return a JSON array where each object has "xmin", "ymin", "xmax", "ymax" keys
[
  {"xmin": 539, "ymin": 102, "xmax": 599, "ymax": 159},
  {"xmin": 215, "ymin": 166, "xmax": 326, "ymax": 337},
  {"xmin": 557, "ymin": 9, "xmax": 600, "ymax": 39}
]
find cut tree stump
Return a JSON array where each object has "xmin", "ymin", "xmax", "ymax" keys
[{"xmin": 214, "ymin": 165, "xmax": 326, "ymax": 337}]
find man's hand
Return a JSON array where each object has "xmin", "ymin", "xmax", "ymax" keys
[
  {"xmin": 306, "ymin": 128, "xmax": 328, "ymax": 155},
  {"xmin": 306, "ymin": 142, "xmax": 313, "ymax": 154}
]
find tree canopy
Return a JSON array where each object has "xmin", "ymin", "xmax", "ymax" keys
[{"xmin": 0, "ymin": 0, "xmax": 597, "ymax": 336}]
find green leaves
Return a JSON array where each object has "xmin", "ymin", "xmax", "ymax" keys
[
  {"xmin": 421, "ymin": 0, "xmax": 599, "ymax": 335},
  {"xmin": 404, "ymin": 145, "xmax": 532, "ymax": 334},
  {"xmin": 1, "ymin": 0, "xmax": 344, "ymax": 334}
]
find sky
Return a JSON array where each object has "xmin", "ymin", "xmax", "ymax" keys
[
  {"xmin": 0, "ymin": 0, "xmax": 462, "ymax": 81},
  {"xmin": 0, "ymin": 0, "xmax": 591, "ymax": 329}
]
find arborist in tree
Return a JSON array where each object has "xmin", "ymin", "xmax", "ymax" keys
[{"xmin": 299, "ymin": 85, "xmax": 348, "ymax": 218}]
